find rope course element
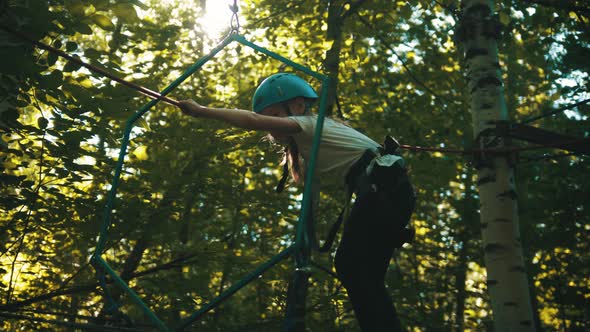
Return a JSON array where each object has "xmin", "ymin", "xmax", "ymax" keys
[
  {"xmin": 3, "ymin": 15, "xmax": 330, "ymax": 331},
  {"xmin": 519, "ymin": 152, "xmax": 580, "ymax": 163},
  {"xmin": 2, "ymin": 25, "xmax": 585, "ymax": 159},
  {"xmin": 230, "ymin": 0, "xmax": 241, "ymax": 34},
  {"xmin": 2, "ymin": 3, "xmax": 587, "ymax": 331},
  {"xmin": 400, "ymin": 137, "xmax": 590, "ymax": 156}
]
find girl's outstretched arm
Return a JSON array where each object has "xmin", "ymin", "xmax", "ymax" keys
[{"xmin": 178, "ymin": 99, "xmax": 301, "ymax": 135}]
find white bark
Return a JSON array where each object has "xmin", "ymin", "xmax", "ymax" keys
[{"xmin": 459, "ymin": 0, "xmax": 535, "ymax": 330}]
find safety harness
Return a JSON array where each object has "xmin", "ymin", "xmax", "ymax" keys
[
  {"xmin": 318, "ymin": 135, "xmax": 415, "ymax": 252},
  {"xmin": 276, "ymin": 135, "xmax": 416, "ymax": 253}
]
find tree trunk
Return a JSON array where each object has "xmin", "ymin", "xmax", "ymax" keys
[
  {"xmin": 283, "ymin": 268, "xmax": 310, "ymax": 332},
  {"xmin": 323, "ymin": 0, "xmax": 367, "ymax": 117},
  {"xmin": 97, "ymin": 236, "xmax": 148, "ymax": 320},
  {"xmin": 517, "ymin": 177, "xmax": 544, "ymax": 331},
  {"xmin": 454, "ymin": 177, "xmax": 478, "ymax": 331},
  {"xmin": 457, "ymin": 0, "xmax": 534, "ymax": 330},
  {"xmin": 323, "ymin": 0, "xmax": 344, "ymax": 117},
  {"xmin": 454, "ymin": 237, "xmax": 468, "ymax": 332}
]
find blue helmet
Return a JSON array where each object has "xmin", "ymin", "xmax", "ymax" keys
[{"xmin": 252, "ymin": 73, "xmax": 318, "ymax": 113}]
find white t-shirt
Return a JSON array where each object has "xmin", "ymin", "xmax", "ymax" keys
[{"xmin": 289, "ymin": 115, "xmax": 382, "ymax": 178}]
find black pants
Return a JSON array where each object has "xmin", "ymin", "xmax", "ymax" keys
[{"xmin": 334, "ymin": 171, "xmax": 415, "ymax": 332}]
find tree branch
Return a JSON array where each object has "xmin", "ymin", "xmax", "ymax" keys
[
  {"xmin": 0, "ymin": 252, "xmax": 202, "ymax": 311},
  {"xmin": 355, "ymin": 12, "xmax": 459, "ymax": 107},
  {"xmin": 523, "ymin": 0, "xmax": 590, "ymax": 15},
  {"xmin": 0, "ymin": 311, "xmax": 146, "ymax": 332},
  {"xmin": 244, "ymin": 0, "xmax": 306, "ymax": 29}
]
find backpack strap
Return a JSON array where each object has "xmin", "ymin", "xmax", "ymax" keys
[
  {"xmin": 318, "ymin": 148, "xmax": 376, "ymax": 252},
  {"xmin": 318, "ymin": 187, "xmax": 353, "ymax": 252}
]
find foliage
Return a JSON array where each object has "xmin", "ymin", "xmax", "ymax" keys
[{"xmin": 0, "ymin": 0, "xmax": 588, "ymax": 331}]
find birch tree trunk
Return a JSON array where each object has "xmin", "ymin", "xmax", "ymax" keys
[{"xmin": 457, "ymin": 1, "xmax": 535, "ymax": 330}]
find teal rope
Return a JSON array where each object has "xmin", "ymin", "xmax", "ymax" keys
[
  {"xmin": 96, "ymin": 270, "xmax": 134, "ymax": 326},
  {"xmin": 89, "ymin": 33, "xmax": 330, "ymax": 332},
  {"xmin": 93, "ymin": 34, "xmax": 236, "ymax": 256}
]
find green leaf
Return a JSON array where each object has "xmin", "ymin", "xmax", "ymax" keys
[
  {"xmin": 91, "ymin": 14, "xmax": 115, "ymax": 31},
  {"xmin": 91, "ymin": 0, "xmax": 111, "ymax": 10},
  {"xmin": 65, "ymin": 41, "xmax": 78, "ymax": 52},
  {"xmin": 64, "ymin": 0, "xmax": 86, "ymax": 16},
  {"xmin": 0, "ymin": 174, "xmax": 26, "ymax": 185},
  {"xmin": 136, "ymin": 117, "xmax": 151, "ymax": 130},
  {"xmin": 37, "ymin": 117, "xmax": 49, "ymax": 129},
  {"xmin": 77, "ymin": 23, "xmax": 93, "ymax": 35},
  {"xmin": 84, "ymin": 48, "xmax": 102, "ymax": 59},
  {"xmin": 0, "ymin": 98, "xmax": 19, "ymax": 121},
  {"xmin": 113, "ymin": 3, "xmax": 139, "ymax": 23},
  {"xmin": 128, "ymin": 0, "xmax": 149, "ymax": 10},
  {"xmin": 63, "ymin": 58, "xmax": 82, "ymax": 72},
  {"xmin": 47, "ymin": 52, "xmax": 58, "ymax": 66},
  {"xmin": 15, "ymin": 99, "xmax": 28, "ymax": 107},
  {"xmin": 38, "ymin": 70, "xmax": 63, "ymax": 90},
  {"xmin": 499, "ymin": 12, "xmax": 510, "ymax": 26},
  {"xmin": 0, "ymin": 44, "xmax": 36, "ymax": 75}
]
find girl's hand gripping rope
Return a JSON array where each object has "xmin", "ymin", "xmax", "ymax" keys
[{"xmin": 178, "ymin": 99, "xmax": 205, "ymax": 117}]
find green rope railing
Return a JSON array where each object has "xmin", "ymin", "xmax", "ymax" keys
[{"xmin": 90, "ymin": 33, "xmax": 330, "ymax": 331}]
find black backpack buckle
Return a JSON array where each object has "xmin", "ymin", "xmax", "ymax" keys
[{"xmin": 383, "ymin": 135, "xmax": 400, "ymax": 154}]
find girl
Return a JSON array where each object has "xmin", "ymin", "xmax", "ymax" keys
[{"xmin": 178, "ymin": 73, "xmax": 415, "ymax": 331}]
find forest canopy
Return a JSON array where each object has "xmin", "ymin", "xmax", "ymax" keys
[{"xmin": 0, "ymin": 0, "xmax": 588, "ymax": 331}]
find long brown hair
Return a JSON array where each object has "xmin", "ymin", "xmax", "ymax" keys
[
  {"xmin": 266, "ymin": 99, "xmax": 345, "ymax": 191},
  {"xmin": 263, "ymin": 134, "xmax": 304, "ymax": 192},
  {"xmin": 284, "ymin": 136, "xmax": 304, "ymax": 183}
]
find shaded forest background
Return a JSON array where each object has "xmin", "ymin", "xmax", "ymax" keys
[{"xmin": 1, "ymin": 0, "xmax": 588, "ymax": 330}]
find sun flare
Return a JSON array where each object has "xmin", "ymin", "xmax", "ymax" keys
[{"xmin": 202, "ymin": 0, "xmax": 236, "ymax": 39}]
